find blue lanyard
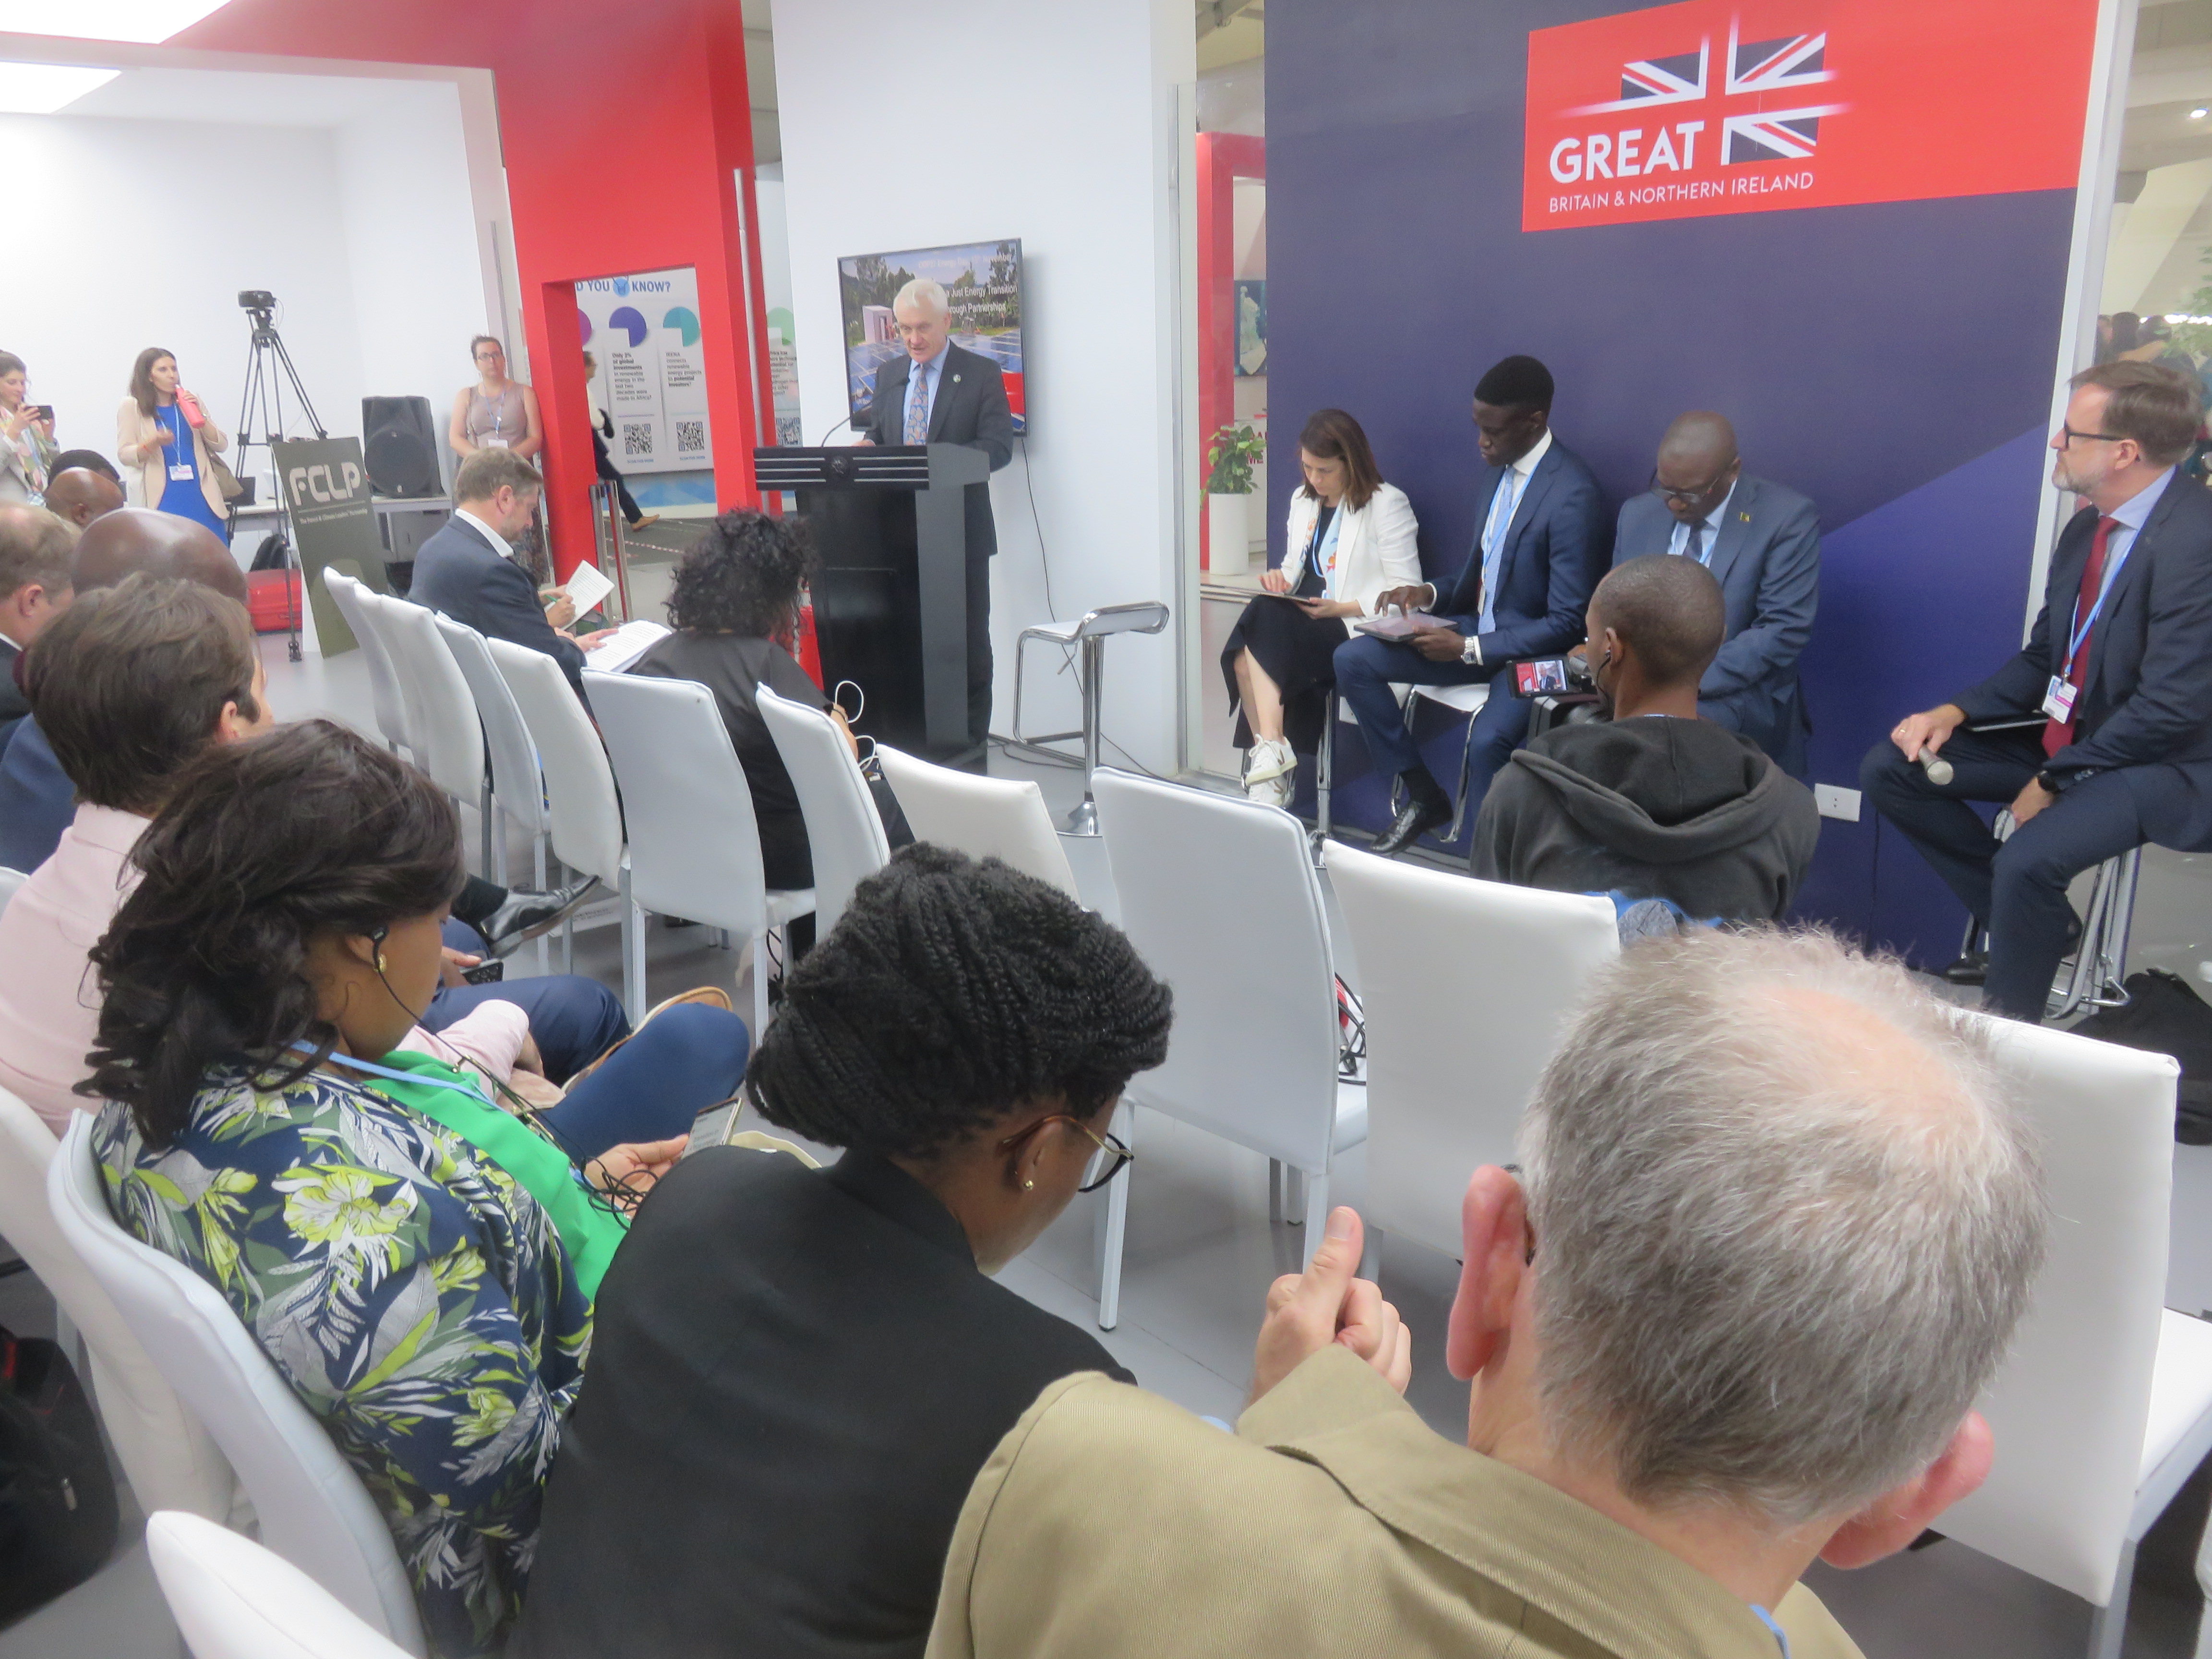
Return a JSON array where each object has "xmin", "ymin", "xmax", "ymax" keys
[
  {"xmin": 2064, "ymin": 531, "xmax": 2132, "ymax": 669},
  {"xmin": 291, "ymin": 1041, "xmax": 492, "ymax": 1104}
]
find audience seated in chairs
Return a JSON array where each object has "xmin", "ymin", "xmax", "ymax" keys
[
  {"xmin": 1471, "ymin": 555, "xmax": 1819, "ymax": 929},
  {"xmin": 1223, "ymin": 407, "xmax": 1420, "ymax": 806},
  {"xmin": 0, "ymin": 503, "xmax": 73, "ymax": 750},
  {"xmin": 928, "ymin": 928, "xmax": 2045, "ymax": 1659},
  {"xmin": 0, "ymin": 574, "xmax": 697, "ymax": 1133},
  {"xmin": 625, "ymin": 507, "xmax": 912, "ymax": 953},
  {"xmin": 83, "ymin": 721, "xmax": 748, "ymax": 1659},
  {"xmin": 512, "ymin": 846, "xmax": 1172, "ymax": 1659},
  {"xmin": 43, "ymin": 465, "xmax": 124, "ymax": 531}
]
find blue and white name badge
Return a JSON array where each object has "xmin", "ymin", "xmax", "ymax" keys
[
  {"xmin": 2042, "ymin": 676, "xmax": 2078, "ymax": 723},
  {"xmin": 168, "ymin": 462, "xmax": 192, "ymax": 481}
]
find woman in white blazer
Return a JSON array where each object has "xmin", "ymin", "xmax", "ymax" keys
[
  {"xmin": 1223, "ymin": 408, "xmax": 1419, "ymax": 805},
  {"xmin": 117, "ymin": 347, "xmax": 231, "ymax": 538}
]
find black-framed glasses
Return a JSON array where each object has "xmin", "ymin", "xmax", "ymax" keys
[
  {"xmin": 2061, "ymin": 425, "xmax": 2128, "ymax": 446},
  {"xmin": 999, "ymin": 1114, "xmax": 1135, "ymax": 1192},
  {"xmin": 1648, "ymin": 464, "xmax": 1736, "ymax": 506}
]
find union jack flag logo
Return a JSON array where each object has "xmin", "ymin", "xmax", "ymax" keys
[{"xmin": 1568, "ymin": 17, "xmax": 1846, "ymax": 164}]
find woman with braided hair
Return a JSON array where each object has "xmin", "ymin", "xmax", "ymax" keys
[{"xmin": 515, "ymin": 845, "xmax": 1175, "ymax": 1659}]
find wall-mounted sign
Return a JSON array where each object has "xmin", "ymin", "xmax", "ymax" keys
[
  {"xmin": 275, "ymin": 436, "xmax": 385, "ymax": 654},
  {"xmin": 576, "ymin": 267, "xmax": 713, "ymax": 473},
  {"xmin": 1521, "ymin": 0, "xmax": 2096, "ymax": 232}
]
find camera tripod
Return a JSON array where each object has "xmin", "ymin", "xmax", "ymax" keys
[{"xmin": 234, "ymin": 301, "xmax": 326, "ymax": 661}]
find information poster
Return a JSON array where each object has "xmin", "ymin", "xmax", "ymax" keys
[
  {"xmin": 275, "ymin": 436, "xmax": 384, "ymax": 655},
  {"xmin": 575, "ymin": 267, "xmax": 714, "ymax": 473}
]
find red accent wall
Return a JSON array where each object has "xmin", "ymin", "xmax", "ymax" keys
[
  {"xmin": 1195, "ymin": 132, "xmax": 1263, "ymax": 570},
  {"xmin": 174, "ymin": 0, "xmax": 770, "ymax": 577}
]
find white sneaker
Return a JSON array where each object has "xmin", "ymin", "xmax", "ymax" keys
[
  {"xmin": 1246, "ymin": 768, "xmax": 1295, "ymax": 808},
  {"xmin": 1244, "ymin": 737, "xmax": 1295, "ymax": 784}
]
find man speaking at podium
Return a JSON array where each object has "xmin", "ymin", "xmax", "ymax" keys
[{"xmin": 859, "ymin": 277, "xmax": 1014, "ymax": 750}]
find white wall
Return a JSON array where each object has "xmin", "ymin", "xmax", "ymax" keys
[
  {"xmin": 773, "ymin": 0, "xmax": 1196, "ymax": 768},
  {"xmin": 334, "ymin": 80, "xmax": 493, "ymax": 481},
  {"xmin": 0, "ymin": 111, "xmax": 369, "ymax": 500}
]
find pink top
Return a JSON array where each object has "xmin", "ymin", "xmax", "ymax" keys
[{"xmin": 0, "ymin": 802, "xmax": 530, "ymax": 1134}]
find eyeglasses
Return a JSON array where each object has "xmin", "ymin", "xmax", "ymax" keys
[
  {"xmin": 998, "ymin": 1113, "xmax": 1135, "ymax": 1193},
  {"xmin": 1648, "ymin": 464, "xmax": 1736, "ymax": 505},
  {"xmin": 2060, "ymin": 426, "xmax": 2128, "ymax": 446}
]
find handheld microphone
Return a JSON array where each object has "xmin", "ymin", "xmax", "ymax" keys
[{"xmin": 1917, "ymin": 747, "xmax": 1954, "ymax": 787}]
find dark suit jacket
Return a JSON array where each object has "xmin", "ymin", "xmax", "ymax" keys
[
  {"xmin": 1436, "ymin": 436, "xmax": 1608, "ymax": 663},
  {"xmin": 408, "ymin": 515, "xmax": 587, "ymax": 692},
  {"xmin": 512, "ymin": 1146, "xmax": 1132, "ymax": 1659},
  {"xmin": 0, "ymin": 637, "xmax": 29, "ymax": 757},
  {"xmin": 1613, "ymin": 473, "xmax": 1821, "ymax": 775},
  {"xmin": 0, "ymin": 715, "xmax": 72, "ymax": 874},
  {"xmin": 1955, "ymin": 474, "xmax": 2212, "ymax": 848},
  {"xmin": 864, "ymin": 341, "xmax": 1015, "ymax": 559}
]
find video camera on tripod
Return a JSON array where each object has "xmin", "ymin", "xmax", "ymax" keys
[{"xmin": 233, "ymin": 288, "xmax": 327, "ymax": 662}]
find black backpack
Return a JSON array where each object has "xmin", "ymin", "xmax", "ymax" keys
[
  {"xmin": 2072, "ymin": 969, "xmax": 2212, "ymax": 1144},
  {"xmin": 0, "ymin": 1324, "xmax": 118, "ymax": 1623}
]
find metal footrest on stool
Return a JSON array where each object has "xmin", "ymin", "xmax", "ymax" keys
[
  {"xmin": 1381, "ymin": 682, "xmax": 1491, "ymax": 846},
  {"xmin": 1958, "ymin": 809, "xmax": 2143, "ymax": 1022},
  {"xmin": 1008, "ymin": 601, "xmax": 1169, "ymax": 836}
]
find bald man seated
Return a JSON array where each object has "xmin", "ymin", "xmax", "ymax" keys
[
  {"xmin": 0, "ymin": 504, "xmax": 74, "ymax": 749},
  {"xmin": 1472, "ymin": 556, "xmax": 1818, "ymax": 928},
  {"xmin": 1611, "ymin": 412, "xmax": 1820, "ymax": 776},
  {"xmin": 44, "ymin": 466, "xmax": 125, "ymax": 531}
]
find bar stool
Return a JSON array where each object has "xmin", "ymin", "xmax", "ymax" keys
[
  {"xmin": 1379, "ymin": 682, "xmax": 1491, "ymax": 846},
  {"xmin": 1957, "ymin": 808, "xmax": 2144, "ymax": 1021},
  {"xmin": 1009, "ymin": 601, "xmax": 1170, "ymax": 836},
  {"xmin": 1312, "ymin": 684, "xmax": 1407, "ymax": 863}
]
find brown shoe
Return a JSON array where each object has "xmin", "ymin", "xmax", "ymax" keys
[
  {"xmin": 626, "ymin": 513, "xmax": 661, "ymax": 530},
  {"xmin": 559, "ymin": 985, "xmax": 734, "ymax": 1094}
]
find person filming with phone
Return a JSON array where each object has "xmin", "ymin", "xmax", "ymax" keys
[
  {"xmin": 117, "ymin": 347, "xmax": 231, "ymax": 540},
  {"xmin": 0, "ymin": 352, "xmax": 57, "ymax": 505},
  {"xmin": 1861, "ymin": 360, "xmax": 2212, "ymax": 1021}
]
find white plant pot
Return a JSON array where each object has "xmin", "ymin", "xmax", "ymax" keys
[{"xmin": 1208, "ymin": 492, "xmax": 1252, "ymax": 577}]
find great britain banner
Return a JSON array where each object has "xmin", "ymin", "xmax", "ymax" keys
[{"xmin": 1521, "ymin": 0, "xmax": 2099, "ymax": 231}]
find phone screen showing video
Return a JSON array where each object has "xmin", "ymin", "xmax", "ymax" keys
[{"xmin": 1514, "ymin": 658, "xmax": 1572, "ymax": 697}]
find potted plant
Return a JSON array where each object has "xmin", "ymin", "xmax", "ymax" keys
[{"xmin": 1205, "ymin": 421, "xmax": 1265, "ymax": 577}]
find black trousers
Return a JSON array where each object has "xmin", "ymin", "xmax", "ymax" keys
[
  {"xmin": 967, "ymin": 550, "xmax": 992, "ymax": 748},
  {"xmin": 590, "ymin": 427, "xmax": 644, "ymax": 526},
  {"xmin": 1860, "ymin": 727, "xmax": 2148, "ymax": 1020}
]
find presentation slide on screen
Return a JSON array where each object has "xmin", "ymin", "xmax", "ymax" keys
[
  {"xmin": 576, "ymin": 267, "xmax": 713, "ymax": 473},
  {"xmin": 839, "ymin": 239, "xmax": 1026, "ymax": 433}
]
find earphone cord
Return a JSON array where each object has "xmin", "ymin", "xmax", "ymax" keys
[{"xmin": 358, "ymin": 933, "xmax": 651, "ymax": 1215}]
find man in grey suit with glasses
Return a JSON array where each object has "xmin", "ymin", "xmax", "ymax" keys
[{"xmin": 1611, "ymin": 412, "xmax": 1821, "ymax": 777}]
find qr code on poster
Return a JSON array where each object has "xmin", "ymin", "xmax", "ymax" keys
[
  {"xmin": 675, "ymin": 420, "xmax": 706, "ymax": 456},
  {"xmin": 622, "ymin": 422, "xmax": 652, "ymax": 458}
]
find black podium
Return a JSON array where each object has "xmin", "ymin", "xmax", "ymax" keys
[{"xmin": 754, "ymin": 444, "xmax": 988, "ymax": 758}]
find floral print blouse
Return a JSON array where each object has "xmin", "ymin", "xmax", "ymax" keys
[{"xmin": 93, "ymin": 1063, "xmax": 593, "ymax": 1659}]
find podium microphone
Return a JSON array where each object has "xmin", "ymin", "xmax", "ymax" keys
[
  {"xmin": 815, "ymin": 409, "xmax": 865, "ymax": 446},
  {"xmin": 1917, "ymin": 747, "xmax": 1954, "ymax": 787}
]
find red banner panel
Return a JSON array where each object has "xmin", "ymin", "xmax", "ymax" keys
[{"xmin": 1523, "ymin": 0, "xmax": 2099, "ymax": 232}]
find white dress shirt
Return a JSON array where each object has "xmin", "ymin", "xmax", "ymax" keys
[
  {"xmin": 901, "ymin": 342, "xmax": 951, "ymax": 441},
  {"xmin": 454, "ymin": 505, "xmax": 515, "ymax": 560},
  {"xmin": 1666, "ymin": 477, "xmax": 1738, "ymax": 565}
]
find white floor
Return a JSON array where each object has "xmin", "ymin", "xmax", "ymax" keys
[{"xmin": 6, "ymin": 600, "xmax": 2212, "ymax": 1656}]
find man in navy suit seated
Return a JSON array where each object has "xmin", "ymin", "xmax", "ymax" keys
[
  {"xmin": 1334, "ymin": 354, "xmax": 1608, "ymax": 854},
  {"xmin": 1610, "ymin": 412, "xmax": 1820, "ymax": 777},
  {"xmin": 1864, "ymin": 360, "xmax": 2212, "ymax": 1021},
  {"xmin": 410, "ymin": 448, "xmax": 612, "ymax": 697}
]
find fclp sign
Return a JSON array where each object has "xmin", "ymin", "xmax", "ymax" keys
[{"xmin": 1521, "ymin": 0, "xmax": 2098, "ymax": 232}]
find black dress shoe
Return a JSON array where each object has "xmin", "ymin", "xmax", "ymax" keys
[
  {"xmin": 478, "ymin": 878, "xmax": 601, "ymax": 957},
  {"xmin": 1943, "ymin": 950, "xmax": 1988, "ymax": 986},
  {"xmin": 1371, "ymin": 797, "xmax": 1453, "ymax": 856}
]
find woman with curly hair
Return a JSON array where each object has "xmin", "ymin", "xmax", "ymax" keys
[{"xmin": 628, "ymin": 509, "xmax": 909, "ymax": 914}]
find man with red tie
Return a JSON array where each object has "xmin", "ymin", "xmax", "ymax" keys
[{"xmin": 1863, "ymin": 360, "xmax": 2212, "ymax": 1021}]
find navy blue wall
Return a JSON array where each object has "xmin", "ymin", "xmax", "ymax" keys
[{"xmin": 1268, "ymin": 0, "xmax": 2075, "ymax": 962}]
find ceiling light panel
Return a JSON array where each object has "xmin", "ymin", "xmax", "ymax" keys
[
  {"xmin": 0, "ymin": 0, "xmax": 230, "ymax": 44},
  {"xmin": 0, "ymin": 61, "xmax": 118, "ymax": 112}
]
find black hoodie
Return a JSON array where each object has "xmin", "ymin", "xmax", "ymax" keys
[{"xmin": 1470, "ymin": 715, "xmax": 1821, "ymax": 922}]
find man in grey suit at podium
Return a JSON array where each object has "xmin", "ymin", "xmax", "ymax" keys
[
  {"xmin": 1612, "ymin": 412, "xmax": 1821, "ymax": 776},
  {"xmin": 860, "ymin": 277, "xmax": 1015, "ymax": 749}
]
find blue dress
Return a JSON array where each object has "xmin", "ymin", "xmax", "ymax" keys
[{"xmin": 153, "ymin": 404, "xmax": 227, "ymax": 537}]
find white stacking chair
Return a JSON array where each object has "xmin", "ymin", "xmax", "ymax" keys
[
  {"xmin": 49, "ymin": 1116, "xmax": 426, "ymax": 1655},
  {"xmin": 1931, "ymin": 1017, "xmax": 2212, "ymax": 1659},
  {"xmin": 148, "ymin": 1510, "xmax": 412, "ymax": 1659},
  {"xmin": 756, "ymin": 685, "xmax": 890, "ymax": 938},
  {"xmin": 1090, "ymin": 768, "xmax": 1365, "ymax": 1330},
  {"xmin": 483, "ymin": 638, "xmax": 632, "ymax": 995},
  {"xmin": 1323, "ymin": 842, "xmax": 1617, "ymax": 1267},
  {"xmin": 0, "ymin": 1090, "xmax": 238, "ymax": 1524},
  {"xmin": 363, "ymin": 594, "xmax": 492, "ymax": 868},
  {"xmin": 584, "ymin": 669, "xmax": 815, "ymax": 1038},
  {"xmin": 873, "ymin": 744, "xmax": 1081, "ymax": 902},
  {"xmin": 318, "ymin": 571, "xmax": 412, "ymax": 761},
  {"xmin": 434, "ymin": 615, "xmax": 553, "ymax": 974}
]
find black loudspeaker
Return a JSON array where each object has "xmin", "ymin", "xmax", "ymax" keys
[{"xmin": 361, "ymin": 396, "xmax": 441, "ymax": 498}]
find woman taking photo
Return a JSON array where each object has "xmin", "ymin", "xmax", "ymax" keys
[
  {"xmin": 0, "ymin": 351, "xmax": 57, "ymax": 504},
  {"xmin": 628, "ymin": 509, "xmax": 910, "ymax": 946},
  {"xmin": 1221, "ymin": 408, "xmax": 1419, "ymax": 806},
  {"xmin": 85, "ymin": 722, "xmax": 718, "ymax": 1658},
  {"xmin": 117, "ymin": 348, "xmax": 231, "ymax": 538}
]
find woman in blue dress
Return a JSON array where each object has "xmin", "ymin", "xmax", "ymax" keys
[{"xmin": 116, "ymin": 347, "xmax": 231, "ymax": 538}]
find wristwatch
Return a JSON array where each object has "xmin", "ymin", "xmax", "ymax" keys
[{"xmin": 1459, "ymin": 634, "xmax": 1483, "ymax": 667}]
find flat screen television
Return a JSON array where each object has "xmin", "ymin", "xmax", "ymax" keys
[{"xmin": 839, "ymin": 239, "xmax": 1026, "ymax": 434}]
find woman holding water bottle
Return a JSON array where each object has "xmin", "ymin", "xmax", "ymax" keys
[
  {"xmin": 451, "ymin": 335, "xmax": 547, "ymax": 578},
  {"xmin": 117, "ymin": 348, "xmax": 231, "ymax": 537}
]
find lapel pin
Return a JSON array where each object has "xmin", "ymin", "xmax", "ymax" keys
[{"xmin": 1738, "ymin": 511, "xmax": 1751, "ymax": 521}]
